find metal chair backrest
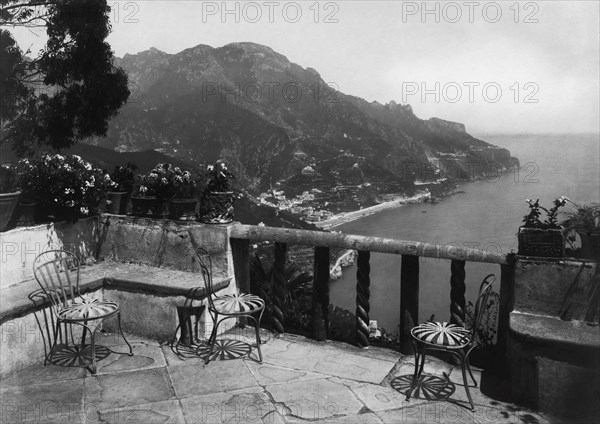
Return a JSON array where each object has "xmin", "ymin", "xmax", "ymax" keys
[
  {"xmin": 470, "ymin": 274, "xmax": 495, "ymax": 346},
  {"xmin": 193, "ymin": 247, "xmax": 217, "ymax": 310},
  {"xmin": 33, "ymin": 250, "xmax": 81, "ymax": 310}
]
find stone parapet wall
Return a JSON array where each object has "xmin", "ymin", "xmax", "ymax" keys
[{"xmin": 0, "ymin": 217, "xmax": 100, "ymax": 290}]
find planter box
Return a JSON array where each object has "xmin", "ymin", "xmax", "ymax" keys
[
  {"xmin": 578, "ymin": 231, "xmax": 600, "ymax": 260},
  {"xmin": 168, "ymin": 199, "xmax": 198, "ymax": 220},
  {"xmin": 518, "ymin": 227, "xmax": 565, "ymax": 257},
  {"xmin": 106, "ymin": 191, "xmax": 129, "ymax": 215},
  {"xmin": 0, "ymin": 191, "xmax": 21, "ymax": 232}
]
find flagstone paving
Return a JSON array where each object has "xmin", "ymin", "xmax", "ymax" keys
[{"xmin": 0, "ymin": 329, "xmax": 556, "ymax": 423}]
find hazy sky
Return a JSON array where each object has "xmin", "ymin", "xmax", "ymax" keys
[{"xmin": 11, "ymin": 0, "xmax": 600, "ymax": 135}]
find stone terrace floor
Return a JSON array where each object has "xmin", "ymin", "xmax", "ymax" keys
[{"xmin": 1, "ymin": 328, "xmax": 555, "ymax": 424}]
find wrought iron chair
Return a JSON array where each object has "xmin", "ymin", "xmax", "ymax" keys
[
  {"xmin": 33, "ymin": 250, "xmax": 132, "ymax": 374},
  {"xmin": 406, "ymin": 274, "xmax": 496, "ymax": 411},
  {"xmin": 193, "ymin": 247, "xmax": 265, "ymax": 365}
]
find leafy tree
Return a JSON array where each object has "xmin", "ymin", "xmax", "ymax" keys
[{"xmin": 0, "ymin": 0, "xmax": 129, "ymax": 156}]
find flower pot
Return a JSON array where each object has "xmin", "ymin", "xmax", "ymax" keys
[
  {"xmin": 12, "ymin": 200, "xmax": 38, "ymax": 227},
  {"xmin": 577, "ymin": 231, "xmax": 600, "ymax": 260},
  {"xmin": 130, "ymin": 196, "xmax": 163, "ymax": 218},
  {"xmin": 518, "ymin": 226, "xmax": 565, "ymax": 257},
  {"xmin": 0, "ymin": 191, "xmax": 21, "ymax": 232},
  {"xmin": 198, "ymin": 191, "xmax": 234, "ymax": 224},
  {"xmin": 50, "ymin": 205, "xmax": 78, "ymax": 223},
  {"xmin": 106, "ymin": 191, "xmax": 129, "ymax": 215},
  {"xmin": 168, "ymin": 198, "xmax": 198, "ymax": 220}
]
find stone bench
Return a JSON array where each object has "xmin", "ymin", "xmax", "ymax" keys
[
  {"xmin": 0, "ymin": 261, "xmax": 232, "ymax": 376},
  {"xmin": 0, "ymin": 215, "xmax": 240, "ymax": 376}
]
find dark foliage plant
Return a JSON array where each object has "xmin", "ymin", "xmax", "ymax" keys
[
  {"xmin": 16, "ymin": 154, "xmax": 111, "ymax": 216},
  {"xmin": 204, "ymin": 161, "xmax": 235, "ymax": 193},
  {"xmin": 109, "ymin": 162, "xmax": 137, "ymax": 193},
  {"xmin": 522, "ymin": 197, "xmax": 568, "ymax": 229},
  {"xmin": 0, "ymin": 0, "xmax": 129, "ymax": 156},
  {"xmin": 249, "ymin": 248, "xmax": 313, "ymax": 332}
]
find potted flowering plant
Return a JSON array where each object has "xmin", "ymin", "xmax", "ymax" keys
[
  {"xmin": 0, "ymin": 164, "xmax": 21, "ymax": 231},
  {"xmin": 130, "ymin": 163, "xmax": 176, "ymax": 217},
  {"xmin": 561, "ymin": 201, "xmax": 600, "ymax": 260},
  {"xmin": 106, "ymin": 162, "xmax": 137, "ymax": 215},
  {"xmin": 518, "ymin": 197, "xmax": 569, "ymax": 257},
  {"xmin": 168, "ymin": 167, "xmax": 200, "ymax": 220},
  {"xmin": 16, "ymin": 154, "xmax": 111, "ymax": 222},
  {"xmin": 198, "ymin": 161, "xmax": 235, "ymax": 224}
]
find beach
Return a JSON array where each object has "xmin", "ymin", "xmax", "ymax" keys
[{"xmin": 315, "ymin": 191, "xmax": 431, "ymax": 230}]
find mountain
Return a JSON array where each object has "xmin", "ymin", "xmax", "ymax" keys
[{"xmin": 86, "ymin": 42, "xmax": 518, "ymax": 198}]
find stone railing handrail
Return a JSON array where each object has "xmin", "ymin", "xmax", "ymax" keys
[
  {"xmin": 230, "ymin": 224, "xmax": 509, "ymax": 264},
  {"xmin": 229, "ymin": 223, "xmax": 514, "ymax": 354}
]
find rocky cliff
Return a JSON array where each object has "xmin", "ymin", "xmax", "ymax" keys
[{"xmin": 86, "ymin": 42, "xmax": 518, "ymax": 195}]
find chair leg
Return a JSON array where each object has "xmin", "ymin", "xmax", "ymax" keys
[
  {"xmin": 417, "ymin": 346, "xmax": 426, "ymax": 379},
  {"xmin": 466, "ymin": 355, "xmax": 477, "ymax": 387},
  {"xmin": 458, "ymin": 351, "xmax": 475, "ymax": 411},
  {"xmin": 81, "ymin": 325, "xmax": 88, "ymax": 348},
  {"xmin": 204, "ymin": 314, "xmax": 219, "ymax": 365},
  {"xmin": 89, "ymin": 326, "xmax": 97, "ymax": 375},
  {"xmin": 46, "ymin": 320, "xmax": 61, "ymax": 366},
  {"xmin": 250, "ymin": 315, "xmax": 263, "ymax": 363},
  {"xmin": 117, "ymin": 313, "xmax": 133, "ymax": 356},
  {"xmin": 406, "ymin": 340, "xmax": 422, "ymax": 401}
]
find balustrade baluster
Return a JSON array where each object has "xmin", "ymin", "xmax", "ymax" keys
[
  {"xmin": 450, "ymin": 259, "xmax": 466, "ymax": 327},
  {"xmin": 400, "ymin": 255, "xmax": 419, "ymax": 354},
  {"xmin": 230, "ymin": 238, "xmax": 250, "ymax": 293},
  {"xmin": 355, "ymin": 250, "xmax": 371, "ymax": 348},
  {"xmin": 272, "ymin": 242, "xmax": 287, "ymax": 334},
  {"xmin": 311, "ymin": 246, "xmax": 330, "ymax": 341},
  {"xmin": 496, "ymin": 260, "xmax": 515, "ymax": 365}
]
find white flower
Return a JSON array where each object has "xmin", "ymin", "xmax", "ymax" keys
[
  {"xmin": 207, "ymin": 165, "xmax": 214, "ymax": 171},
  {"xmin": 258, "ymin": 222, "xmax": 265, "ymax": 227},
  {"xmin": 80, "ymin": 207, "xmax": 89, "ymax": 215},
  {"xmin": 84, "ymin": 163, "xmax": 92, "ymax": 171},
  {"xmin": 73, "ymin": 155, "xmax": 83, "ymax": 162}
]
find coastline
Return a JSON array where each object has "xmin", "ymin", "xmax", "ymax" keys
[{"xmin": 315, "ymin": 190, "xmax": 432, "ymax": 230}]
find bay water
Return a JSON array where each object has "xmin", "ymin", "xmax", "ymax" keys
[{"xmin": 330, "ymin": 133, "xmax": 600, "ymax": 333}]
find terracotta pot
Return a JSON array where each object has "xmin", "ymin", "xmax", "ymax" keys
[
  {"xmin": 577, "ymin": 231, "xmax": 600, "ymax": 260},
  {"xmin": 12, "ymin": 200, "xmax": 38, "ymax": 227},
  {"xmin": 106, "ymin": 191, "xmax": 129, "ymax": 215},
  {"xmin": 168, "ymin": 198, "xmax": 198, "ymax": 220},
  {"xmin": 130, "ymin": 196, "xmax": 163, "ymax": 217},
  {"xmin": 0, "ymin": 191, "xmax": 21, "ymax": 232},
  {"xmin": 50, "ymin": 205, "xmax": 78, "ymax": 223},
  {"xmin": 198, "ymin": 191, "xmax": 234, "ymax": 224},
  {"xmin": 518, "ymin": 226, "xmax": 565, "ymax": 257}
]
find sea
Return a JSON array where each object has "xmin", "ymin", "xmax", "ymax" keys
[{"xmin": 330, "ymin": 133, "xmax": 600, "ymax": 333}]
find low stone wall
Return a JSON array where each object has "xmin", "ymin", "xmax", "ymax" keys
[
  {"xmin": 509, "ymin": 257, "xmax": 600, "ymax": 420},
  {"xmin": 0, "ymin": 215, "xmax": 240, "ymax": 376},
  {"xmin": 0, "ymin": 217, "xmax": 100, "ymax": 290},
  {"xmin": 97, "ymin": 215, "xmax": 234, "ymax": 280}
]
